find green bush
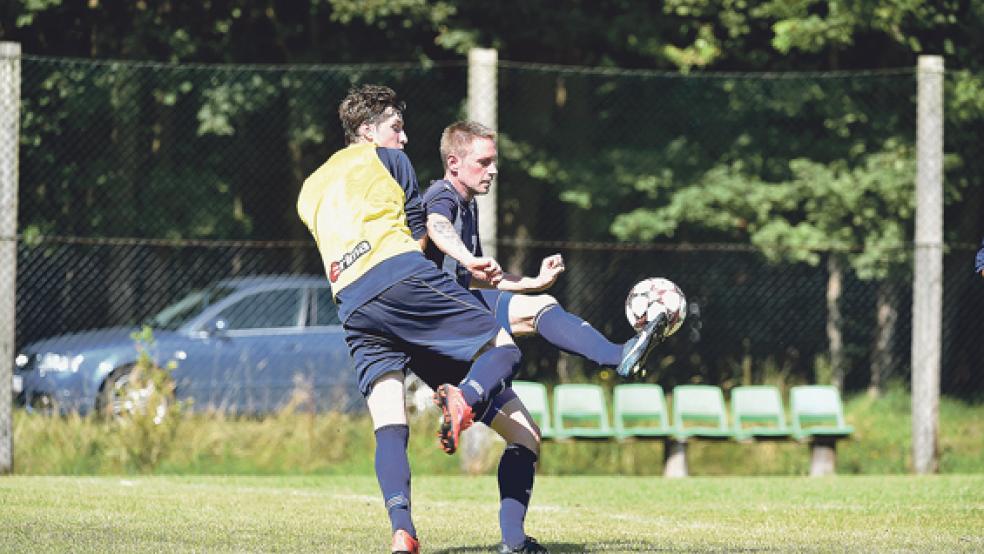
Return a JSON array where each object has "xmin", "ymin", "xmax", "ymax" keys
[{"xmin": 102, "ymin": 327, "xmax": 187, "ymax": 472}]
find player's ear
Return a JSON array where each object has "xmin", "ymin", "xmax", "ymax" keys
[
  {"xmin": 358, "ymin": 122, "xmax": 373, "ymax": 143},
  {"xmin": 446, "ymin": 154, "xmax": 460, "ymax": 172}
]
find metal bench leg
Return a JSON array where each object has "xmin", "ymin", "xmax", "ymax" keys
[
  {"xmin": 663, "ymin": 438, "xmax": 688, "ymax": 478},
  {"xmin": 809, "ymin": 437, "xmax": 838, "ymax": 476}
]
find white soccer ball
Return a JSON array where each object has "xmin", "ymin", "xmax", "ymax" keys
[{"xmin": 624, "ymin": 277, "xmax": 687, "ymax": 336}]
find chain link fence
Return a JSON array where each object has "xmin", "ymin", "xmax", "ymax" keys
[{"xmin": 6, "ymin": 54, "xmax": 983, "ymax": 417}]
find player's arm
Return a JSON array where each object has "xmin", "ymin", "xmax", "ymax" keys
[
  {"xmin": 426, "ymin": 213, "xmax": 501, "ymax": 284},
  {"xmin": 494, "ymin": 253, "xmax": 565, "ymax": 293},
  {"xmin": 378, "ymin": 148, "xmax": 428, "ymax": 248}
]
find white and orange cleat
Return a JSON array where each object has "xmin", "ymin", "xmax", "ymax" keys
[
  {"xmin": 391, "ymin": 529, "xmax": 419, "ymax": 554},
  {"xmin": 433, "ymin": 384, "xmax": 474, "ymax": 454}
]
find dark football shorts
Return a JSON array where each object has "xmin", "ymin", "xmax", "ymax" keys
[
  {"xmin": 344, "ymin": 264, "xmax": 500, "ymax": 398},
  {"xmin": 470, "ymin": 289, "xmax": 515, "ymax": 334}
]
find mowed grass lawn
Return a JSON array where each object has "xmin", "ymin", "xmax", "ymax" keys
[{"xmin": 1, "ymin": 474, "xmax": 981, "ymax": 553}]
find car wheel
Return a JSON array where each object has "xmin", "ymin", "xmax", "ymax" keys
[{"xmin": 98, "ymin": 366, "xmax": 169, "ymax": 421}]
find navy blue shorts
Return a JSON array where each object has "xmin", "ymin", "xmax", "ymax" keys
[
  {"xmin": 470, "ymin": 289, "xmax": 514, "ymax": 334},
  {"xmin": 344, "ymin": 265, "xmax": 500, "ymax": 397}
]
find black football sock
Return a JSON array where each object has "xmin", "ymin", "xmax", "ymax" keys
[
  {"xmin": 374, "ymin": 424, "xmax": 415, "ymax": 538},
  {"xmin": 498, "ymin": 444, "xmax": 538, "ymax": 548},
  {"xmin": 460, "ymin": 345, "xmax": 521, "ymax": 408},
  {"xmin": 536, "ymin": 304, "xmax": 622, "ymax": 367}
]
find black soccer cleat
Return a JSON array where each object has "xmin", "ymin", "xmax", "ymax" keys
[
  {"xmin": 616, "ymin": 310, "xmax": 669, "ymax": 378},
  {"xmin": 496, "ymin": 535, "xmax": 549, "ymax": 553}
]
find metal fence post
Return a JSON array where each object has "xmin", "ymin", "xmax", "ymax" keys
[
  {"xmin": 912, "ymin": 55, "xmax": 943, "ymax": 475},
  {"xmin": 0, "ymin": 41, "xmax": 21, "ymax": 474},
  {"xmin": 467, "ymin": 47, "xmax": 498, "ymax": 259}
]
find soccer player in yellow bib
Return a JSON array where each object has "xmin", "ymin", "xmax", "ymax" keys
[{"xmin": 298, "ymin": 85, "xmax": 546, "ymax": 554}]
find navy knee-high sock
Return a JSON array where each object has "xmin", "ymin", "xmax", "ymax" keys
[
  {"xmin": 459, "ymin": 345, "xmax": 521, "ymax": 409},
  {"xmin": 498, "ymin": 444, "xmax": 538, "ymax": 548},
  {"xmin": 536, "ymin": 304, "xmax": 622, "ymax": 367},
  {"xmin": 374, "ymin": 424, "xmax": 415, "ymax": 538}
]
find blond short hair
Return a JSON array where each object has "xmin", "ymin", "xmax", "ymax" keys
[{"xmin": 440, "ymin": 121, "xmax": 496, "ymax": 170}]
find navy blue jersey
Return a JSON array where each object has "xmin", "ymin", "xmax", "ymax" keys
[
  {"xmin": 422, "ymin": 179, "xmax": 481, "ymax": 288},
  {"xmin": 377, "ymin": 147, "xmax": 427, "ymax": 241}
]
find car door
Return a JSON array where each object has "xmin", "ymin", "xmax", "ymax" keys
[
  {"xmin": 206, "ymin": 286, "xmax": 306, "ymax": 414},
  {"xmin": 294, "ymin": 286, "xmax": 362, "ymax": 412}
]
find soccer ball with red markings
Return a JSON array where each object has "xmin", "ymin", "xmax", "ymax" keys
[{"xmin": 624, "ymin": 277, "xmax": 687, "ymax": 336}]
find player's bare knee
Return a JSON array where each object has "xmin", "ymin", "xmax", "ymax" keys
[
  {"xmin": 515, "ymin": 425, "xmax": 541, "ymax": 456},
  {"xmin": 526, "ymin": 422, "xmax": 543, "ymax": 455},
  {"xmin": 509, "ymin": 294, "xmax": 558, "ymax": 335},
  {"xmin": 366, "ymin": 371, "xmax": 408, "ymax": 430},
  {"xmin": 492, "ymin": 327, "xmax": 516, "ymax": 348},
  {"xmin": 492, "ymin": 398, "xmax": 541, "ymax": 456}
]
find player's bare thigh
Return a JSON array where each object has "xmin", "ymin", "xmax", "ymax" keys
[
  {"xmin": 474, "ymin": 326, "xmax": 517, "ymax": 357},
  {"xmin": 507, "ymin": 294, "xmax": 558, "ymax": 336},
  {"xmin": 366, "ymin": 370, "xmax": 408, "ymax": 429},
  {"xmin": 490, "ymin": 396, "xmax": 541, "ymax": 455}
]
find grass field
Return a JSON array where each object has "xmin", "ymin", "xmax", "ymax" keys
[{"xmin": 1, "ymin": 474, "xmax": 981, "ymax": 552}]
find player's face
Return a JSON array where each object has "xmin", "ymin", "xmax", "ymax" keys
[
  {"xmin": 453, "ymin": 137, "xmax": 497, "ymax": 198},
  {"xmin": 360, "ymin": 108, "xmax": 407, "ymax": 149}
]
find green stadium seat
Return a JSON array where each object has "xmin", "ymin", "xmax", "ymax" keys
[
  {"xmin": 730, "ymin": 385, "xmax": 792, "ymax": 441},
  {"xmin": 511, "ymin": 380, "xmax": 555, "ymax": 440},
  {"xmin": 789, "ymin": 385, "xmax": 854, "ymax": 440},
  {"xmin": 613, "ymin": 383, "xmax": 671, "ymax": 440},
  {"xmin": 671, "ymin": 385, "xmax": 733, "ymax": 441},
  {"xmin": 552, "ymin": 383, "xmax": 615, "ymax": 440}
]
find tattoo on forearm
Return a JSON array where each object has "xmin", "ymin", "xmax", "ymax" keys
[
  {"xmin": 430, "ymin": 218, "xmax": 471, "ymax": 260},
  {"xmin": 432, "ymin": 219, "xmax": 456, "ymax": 239}
]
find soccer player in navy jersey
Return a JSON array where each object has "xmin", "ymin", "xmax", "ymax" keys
[
  {"xmin": 297, "ymin": 86, "xmax": 546, "ymax": 554},
  {"xmin": 424, "ymin": 120, "xmax": 669, "ymax": 381}
]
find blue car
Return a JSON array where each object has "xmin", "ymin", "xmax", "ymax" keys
[{"xmin": 12, "ymin": 275, "xmax": 363, "ymax": 416}]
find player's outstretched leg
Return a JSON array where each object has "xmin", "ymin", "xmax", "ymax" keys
[
  {"xmin": 616, "ymin": 310, "xmax": 670, "ymax": 377},
  {"xmin": 532, "ymin": 302, "xmax": 623, "ymax": 366}
]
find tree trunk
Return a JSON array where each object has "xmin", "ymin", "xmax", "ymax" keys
[
  {"xmin": 826, "ymin": 255, "xmax": 845, "ymax": 388},
  {"xmin": 869, "ymin": 279, "xmax": 898, "ymax": 397}
]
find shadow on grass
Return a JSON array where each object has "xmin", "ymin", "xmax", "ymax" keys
[{"xmin": 433, "ymin": 540, "xmax": 677, "ymax": 553}]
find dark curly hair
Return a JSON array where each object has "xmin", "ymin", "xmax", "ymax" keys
[{"xmin": 338, "ymin": 84, "xmax": 406, "ymax": 145}]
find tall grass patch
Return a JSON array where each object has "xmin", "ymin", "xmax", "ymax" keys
[{"xmin": 12, "ymin": 385, "xmax": 984, "ymax": 475}]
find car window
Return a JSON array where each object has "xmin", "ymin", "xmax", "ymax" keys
[
  {"xmin": 218, "ymin": 288, "xmax": 302, "ymax": 330},
  {"xmin": 313, "ymin": 288, "xmax": 341, "ymax": 326},
  {"xmin": 149, "ymin": 285, "xmax": 236, "ymax": 330}
]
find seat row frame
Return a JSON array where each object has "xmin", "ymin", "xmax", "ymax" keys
[{"xmin": 512, "ymin": 382, "xmax": 854, "ymax": 477}]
